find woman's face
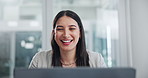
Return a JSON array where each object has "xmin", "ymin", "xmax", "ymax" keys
[{"xmin": 54, "ymin": 16, "xmax": 80, "ymax": 52}]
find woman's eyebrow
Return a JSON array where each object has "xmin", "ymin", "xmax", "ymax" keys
[
  {"xmin": 68, "ymin": 25, "xmax": 77, "ymax": 27},
  {"xmin": 56, "ymin": 26, "xmax": 63, "ymax": 28}
]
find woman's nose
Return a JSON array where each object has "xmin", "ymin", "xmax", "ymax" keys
[{"xmin": 63, "ymin": 29, "xmax": 70, "ymax": 38}]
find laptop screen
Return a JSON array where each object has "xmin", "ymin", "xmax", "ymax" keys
[{"xmin": 14, "ymin": 67, "xmax": 136, "ymax": 78}]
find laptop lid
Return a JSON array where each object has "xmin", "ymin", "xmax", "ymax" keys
[{"xmin": 14, "ymin": 68, "xmax": 136, "ymax": 78}]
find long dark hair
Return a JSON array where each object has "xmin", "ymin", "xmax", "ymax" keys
[{"xmin": 51, "ymin": 10, "xmax": 90, "ymax": 67}]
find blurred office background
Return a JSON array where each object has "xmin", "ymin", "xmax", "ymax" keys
[{"xmin": 0, "ymin": 0, "xmax": 148, "ymax": 78}]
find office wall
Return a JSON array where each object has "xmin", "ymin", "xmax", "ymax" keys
[{"xmin": 129, "ymin": 0, "xmax": 148, "ymax": 78}]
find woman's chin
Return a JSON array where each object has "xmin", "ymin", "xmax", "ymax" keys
[{"xmin": 60, "ymin": 47, "xmax": 76, "ymax": 52}]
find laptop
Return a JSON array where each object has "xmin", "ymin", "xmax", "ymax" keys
[{"xmin": 14, "ymin": 67, "xmax": 136, "ymax": 78}]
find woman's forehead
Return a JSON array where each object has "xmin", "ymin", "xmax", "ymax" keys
[{"xmin": 56, "ymin": 16, "xmax": 78, "ymax": 26}]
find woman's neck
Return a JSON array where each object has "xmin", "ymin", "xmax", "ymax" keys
[{"xmin": 60, "ymin": 48, "xmax": 76, "ymax": 64}]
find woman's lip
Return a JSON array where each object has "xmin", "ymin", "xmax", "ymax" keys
[{"xmin": 63, "ymin": 42, "xmax": 71, "ymax": 45}]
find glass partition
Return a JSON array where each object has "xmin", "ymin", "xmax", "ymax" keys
[
  {"xmin": 0, "ymin": 32, "xmax": 11, "ymax": 78},
  {"xmin": 15, "ymin": 32, "xmax": 41, "ymax": 68},
  {"xmin": 0, "ymin": 0, "xmax": 42, "ymax": 78}
]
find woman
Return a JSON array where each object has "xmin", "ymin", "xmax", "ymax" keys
[{"xmin": 29, "ymin": 10, "xmax": 106, "ymax": 68}]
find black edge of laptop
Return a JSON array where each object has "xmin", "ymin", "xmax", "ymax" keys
[{"xmin": 14, "ymin": 67, "xmax": 136, "ymax": 78}]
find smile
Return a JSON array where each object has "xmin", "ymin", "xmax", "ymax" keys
[{"xmin": 61, "ymin": 40, "xmax": 73, "ymax": 45}]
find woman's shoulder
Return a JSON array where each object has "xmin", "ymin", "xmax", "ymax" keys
[
  {"xmin": 87, "ymin": 50, "xmax": 106, "ymax": 67},
  {"xmin": 87, "ymin": 50, "xmax": 101, "ymax": 57},
  {"xmin": 29, "ymin": 50, "xmax": 53, "ymax": 68}
]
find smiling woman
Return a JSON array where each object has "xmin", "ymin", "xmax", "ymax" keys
[{"xmin": 29, "ymin": 10, "xmax": 106, "ymax": 68}]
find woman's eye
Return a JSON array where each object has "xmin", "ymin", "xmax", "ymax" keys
[{"xmin": 69, "ymin": 28, "xmax": 76, "ymax": 30}]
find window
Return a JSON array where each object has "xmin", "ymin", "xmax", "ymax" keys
[{"xmin": 0, "ymin": 0, "xmax": 42, "ymax": 78}]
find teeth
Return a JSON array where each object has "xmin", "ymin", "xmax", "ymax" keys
[{"xmin": 62, "ymin": 40, "xmax": 71, "ymax": 42}]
